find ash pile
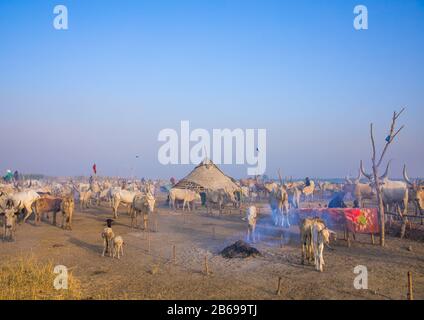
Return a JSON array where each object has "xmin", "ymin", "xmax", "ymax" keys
[{"xmin": 220, "ymin": 240, "xmax": 261, "ymax": 259}]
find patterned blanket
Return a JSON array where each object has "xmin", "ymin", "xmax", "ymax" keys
[{"xmin": 293, "ymin": 208, "xmax": 379, "ymax": 234}]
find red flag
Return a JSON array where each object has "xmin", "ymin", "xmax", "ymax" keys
[{"xmin": 92, "ymin": 163, "xmax": 97, "ymax": 175}]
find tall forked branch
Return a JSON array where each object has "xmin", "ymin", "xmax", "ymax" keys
[{"xmin": 364, "ymin": 108, "xmax": 405, "ymax": 246}]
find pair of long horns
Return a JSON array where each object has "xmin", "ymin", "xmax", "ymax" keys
[{"xmin": 360, "ymin": 160, "xmax": 392, "ymax": 181}]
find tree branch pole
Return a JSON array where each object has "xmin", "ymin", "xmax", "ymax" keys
[{"xmin": 367, "ymin": 108, "xmax": 405, "ymax": 247}]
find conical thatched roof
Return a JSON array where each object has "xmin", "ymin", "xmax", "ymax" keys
[{"xmin": 173, "ymin": 158, "xmax": 240, "ymax": 192}]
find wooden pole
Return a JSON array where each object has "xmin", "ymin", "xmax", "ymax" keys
[
  {"xmin": 347, "ymin": 230, "xmax": 351, "ymax": 248},
  {"xmin": 371, "ymin": 234, "xmax": 375, "ymax": 245},
  {"xmin": 173, "ymin": 245, "xmax": 176, "ymax": 264},
  {"xmin": 276, "ymin": 277, "xmax": 282, "ymax": 296},
  {"xmin": 204, "ymin": 255, "xmax": 209, "ymax": 275},
  {"xmin": 212, "ymin": 227, "xmax": 216, "ymax": 239},
  {"xmin": 407, "ymin": 272, "xmax": 413, "ymax": 300},
  {"xmin": 155, "ymin": 220, "xmax": 158, "ymax": 233},
  {"xmin": 147, "ymin": 232, "xmax": 151, "ymax": 253}
]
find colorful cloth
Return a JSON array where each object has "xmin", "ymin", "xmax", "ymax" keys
[{"xmin": 294, "ymin": 208, "xmax": 379, "ymax": 234}]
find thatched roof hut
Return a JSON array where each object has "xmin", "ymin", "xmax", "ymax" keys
[{"xmin": 173, "ymin": 158, "xmax": 240, "ymax": 193}]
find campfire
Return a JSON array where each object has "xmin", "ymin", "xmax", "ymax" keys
[{"xmin": 220, "ymin": 240, "xmax": 261, "ymax": 259}]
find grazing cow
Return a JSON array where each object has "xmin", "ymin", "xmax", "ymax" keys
[
  {"xmin": 205, "ymin": 189, "xmax": 236, "ymax": 215},
  {"xmin": 111, "ymin": 189, "xmax": 141, "ymax": 219},
  {"xmin": 169, "ymin": 189, "xmax": 200, "ymax": 211},
  {"xmin": 7, "ymin": 190, "xmax": 40, "ymax": 223},
  {"xmin": 1, "ymin": 208, "xmax": 19, "ymax": 241},
  {"xmin": 246, "ymin": 206, "xmax": 258, "ymax": 243},
  {"xmin": 269, "ymin": 186, "xmax": 290, "ymax": 227},
  {"xmin": 403, "ymin": 165, "xmax": 424, "ymax": 216},
  {"xmin": 31, "ymin": 196, "xmax": 62, "ymax": 225},
  {"xmin": 101, "ymin": 219, "xmax": 115, "ymax": 257},
  {"xmin": 112, "ymin": 236, "xmax": 124, "ymax": 259},
  {"xmin": 130, "ymin": 192, "xmax": 156, "ymax": 229},
  {"xmin": 60, "ymin": 195, "xmax": 74, "ymax": 230}
]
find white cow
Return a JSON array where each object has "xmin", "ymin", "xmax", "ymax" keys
[
  {"xmin": 169, "ymin": 189, "xmax": 200, "ymax": 211},
  {"xmin": 246, "ymin": 206, "xmax": 258, "ymax": 243},
  {"xmin": 112, "ymin": 189, "xmax": 141, "ymax": 218},
  {"xmin": 311, "ymin": 221, "xmax": 335, "ymax": 272},
  {"xmin": 7, "ymin": 190, "xmax": 40, "ymax": 223}
]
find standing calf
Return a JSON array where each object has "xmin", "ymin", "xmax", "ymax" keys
[
  {"xmin": 300, "ymin": 217, "xmax": 336, "ymax": 271},
  {"xmin": 101, "ymin": 219, "xmax": 115, "ymax": 257},
  {"xmin": 112, "ymin": 236, "xmax": 124, "ymax": 259},
  {"xmin": 1, "ymin": 208, "xmax": 19, "ymax": 241},
  {"xmin": 246, "ymin": 206, "xmax": 258, "ymax": 243},
  {"xmin": 60, "ymin": 195, "xmax": 74, "ymax": 230}
]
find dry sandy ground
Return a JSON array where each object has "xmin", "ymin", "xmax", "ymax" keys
[{"xmin": 1, "ymin": 195, "xmax": 424, "ymax": 300}]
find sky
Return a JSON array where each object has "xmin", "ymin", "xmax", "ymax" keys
[{"xmin": 0, "ymin": 0, "xmax": 423, "ymax": 179}]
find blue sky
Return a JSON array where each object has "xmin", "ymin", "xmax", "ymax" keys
[{"xmin": 0, "ymin": 0, "xmax": 423, "ymax": 179}]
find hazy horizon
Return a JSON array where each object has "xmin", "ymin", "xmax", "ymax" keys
[{"xmin": 1, "ymin": 0, "xmax": 423, "ymax": 179}]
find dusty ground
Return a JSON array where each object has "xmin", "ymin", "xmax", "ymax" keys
[{"xmin": 1, "ymin": 194, "xmax": 424, "ymax": 300}]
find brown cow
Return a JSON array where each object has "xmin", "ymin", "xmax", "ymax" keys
[
  {"xmin": 60, "ymin": 195, "xmax": 75, "ymax": 230},
  {"xmin": 31, "ymin": 196, "xmax": 62, "ymax": 226}
]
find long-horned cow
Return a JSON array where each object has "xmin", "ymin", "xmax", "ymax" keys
[
  {"xmin": 343, "ymin": 167, "xmax": 376, "ymax": 207},
  {"xmin": 403, "ymin": 165, "xmax": 424, "ymax": 217},
  {"xmin": 361, "ymin": 160, "xmax": 409, "ymax": 217}
]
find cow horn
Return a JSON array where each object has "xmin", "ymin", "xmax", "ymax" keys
[
  {"xmin": 355, "ymin": 168, "xmax": 362, "ymax": 183},
  {"xmin": 360, "ymin": 160, "xmax": 373, "ymax": 181},
  {"xmin": 403, "ymin": 164, "xmax": 413, "ymax": 186},
  {"xmin": 379, "ymin": 160, "xmax": 392, "ymax": 180}
]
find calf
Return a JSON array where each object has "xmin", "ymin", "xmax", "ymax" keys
[
  {"xmin": 112, "ymin": 236, "xmax": 124, "ymax": 259},
  {"xmin": 311, "ymin": 222, "xmax": 335, "ymax": 272},
  {"xmin": 1, "ymin": 208, "xmax": 19, "ymax": 241},
  {"xmin": 246, "ymin": 206, "xmax": 258, "ymax": 243},
  {"xmin": 60, "ymin": 195, "xmax": 74, "ymax": 230},
  {"xmin": 101, "ymin": 219, "xmax": 115, "ymax": 257}
]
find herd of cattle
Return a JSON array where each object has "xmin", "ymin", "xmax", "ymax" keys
[{"xmin": 1, "ymin": 162, "xmax": 423, "ymax": 269}]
